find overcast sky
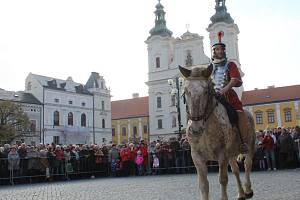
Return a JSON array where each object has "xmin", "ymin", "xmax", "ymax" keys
[{"xmin": 0, "ymin": 0, "xmax": 299, "ymax": 100}]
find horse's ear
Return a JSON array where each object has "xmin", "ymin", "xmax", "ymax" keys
[
  {"xmin": 179, "ymin": 65, "xmax": 191, "ymax": 78},
  {"xmin": 203, "ymin": 64, "xmax": 213, "ymax": 78}
]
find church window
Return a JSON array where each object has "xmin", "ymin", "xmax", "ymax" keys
[
  {"xmin": 158, "ymin": 119, "xmax": 163, "ymax": 129},
  {"xmin": 156, "ymin": 57, "xmax": 160, "ymax": 68},
  {"xmin": 172, "ymin": 116, "xmax": 177, "ymax": 128},
  {"xmin": 102, "ymin": 119, "xmax": 105, "ymax": 128},
  {"xmin": 81, "ymin": 113, "xmax": 87, "ymax": 127},
  {"xmin": 157, "ymin": 96, "xmax": 162, "ymax": 109},
  {"xmin": 101, "ymin": 101, "xmax": 105, "ymax": 110}
]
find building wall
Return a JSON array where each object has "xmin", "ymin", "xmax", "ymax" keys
[
  {"xmin": 245, "ymin": 100, "xmax": 300, "ymax": 131},
  {"xmin": 112, "ymin": 117, "xmax": 149, "ymax": 145}
]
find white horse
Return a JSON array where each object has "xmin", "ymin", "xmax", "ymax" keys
[{"xmin": 179, "ymin": 65, "xmax": 256, "ymax": 200}]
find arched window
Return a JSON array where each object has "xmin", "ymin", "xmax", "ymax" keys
[
  {"xmin": 68, "ymin": 112, "xmax": 73, "ymax": 126},
  {"xmin": 102, "ymin": 119, "xmax": 105, "ymax": 128},
  {"xmin": 54, "ymin": 111, "xmax": 59, "ymax": 126},
  {"xmin": 81, "ymin": 113, "xmax": 86, "ymax": 127}
]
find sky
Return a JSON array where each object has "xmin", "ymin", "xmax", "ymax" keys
[{"xmin": 0, "ymin": 0, "xmax": 299, "ymax": 101}]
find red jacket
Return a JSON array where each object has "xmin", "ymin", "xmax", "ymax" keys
[
  {"xmin": 262, "ymin": 136, "xmax": 274, "ymax": 151},
  {"xmin": 120, "ymin": 148, "xmax": 131, "ymax": 162}
]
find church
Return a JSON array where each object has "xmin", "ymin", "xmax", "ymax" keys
[{"xmin": 146, "ymin": 0, "xmax": 244, "ymax": 141}]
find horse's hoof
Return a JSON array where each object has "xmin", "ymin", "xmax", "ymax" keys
[
  {"xmin": 245, "ymin": 191, "xmax": 254, "ymax": 199},
  {"xmin": 237, "ymin": 197, "xmax": 246, "ymax": 200}
]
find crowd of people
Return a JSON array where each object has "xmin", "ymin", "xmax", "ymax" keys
[
  {"xmin": 254, "ymin": 126, "xmax": 300, "ymax": 171},
  {"xmin": 0, "ymin": 126, "xmax": 300, "ymax": 185}
]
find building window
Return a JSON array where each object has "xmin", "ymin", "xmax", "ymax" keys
[
  {"xmin": 53, "ymin": 136, "xmax": 60, "ymax": 145},
  {"xmin": 54, "ymin": 111, "xmax": 59, "ymax": 126},
  {"xmin": 158, "ymin": 119, "xmax": 163, "ymax": 129},
  {"xmin": 81, "ymin": 113, "xmax": 86, "ymax": 127},
  {"xmin": 157, "ymin": 96, "xmax": 162, "ymax": 109},
  {"xmin": 255, "ymin": 112, "xmax": 263, "ymax": 124},
  {"xmin": 30, "ymin": 120, "xmax": 36, "ymax": 133},
  {"xmin": 284, "ymin": 109, "xmax": 292, "ymax": 122},
  {"xmin": 101, "ymin": 82, "xmax": 104, "ymax": 89},
  {"xmin": 143, "ymin": 125, "xmax": 148, "ymax": 134},
  {"xmin": 54, "ymin": 98, "xmax": 59, "ymax": 103},
  {"xmin": 172, "ymin": 116, "xmax": 177, "ymax": 128},
  {"xmin": 112, "ymin": 128, "xmax": 115, "ymax": 137},
  {"xmin": 68, "ymin": 100, "xmax": 73, "ymax": 105},
  {"xmin": 68, "ymin": 112, "xmax": 73, "ymax": 126},
  {"xmin": 267, "ymin": 110, "xmax": 275, "ymax": 124},
  {"xmin": 133, "ymin": 126, "xmax": 137, "ymax": 137},
  {"xmin": 101, "ymin": 101, "xmax": 105, "ymax": 110},
  {"xmin": 102, "ymin": 119, "xmax": 105, "ymax": 128},
  {"xmin": 27, "ymin": 82, "xmax": 32, "ymax": 91},
  {"xmin": 122, "ymin": 127, "xmax": 126, "ymax": 136},
  {"xmin": 171, "ymin": 95, "xmax": 176, "ymax": 106},
  {"xmin": 82, "ymin": 102, "xmax": 86, "ymax": 107},
  {"xmin": 156, "ymin": 57, "xmax": 160, "ymax": 68}
]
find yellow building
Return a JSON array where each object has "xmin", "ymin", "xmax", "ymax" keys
[
  {"xmin": 242, "ymin": 85, "xmax": 300, "ymax": 131},
  {"xmin": 111, "ymin": 96, "xmax": 149, "ymax": 144}
]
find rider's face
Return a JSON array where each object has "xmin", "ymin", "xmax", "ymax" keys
[{"xmin": 213, "ymin": 46, "xmax": 225, "ymax": 59}]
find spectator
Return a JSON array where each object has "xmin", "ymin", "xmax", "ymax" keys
[
  {"xmin": 135, "ymin": 150, "xmax": 144, "ymax": 176},
  {"xmin": 262, "ymin": 130, "xmax": 277, "ymax": 171},
  {"xmin": 278, "ymin": 128, "xmax": 294, "ymax": 169},
  {"xmin": 7, "ymin": 145, "xmax": 20, "ymax": 178}
]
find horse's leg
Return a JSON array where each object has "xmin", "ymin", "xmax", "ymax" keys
[
  {"xmin": 244, "ymin": 153, "xmax": 254, "ymax": 199},
  {"xmin": 192, "ymin": 153, "xmax": 209, "ymax": 200},
  {"xmin": 229, "ymin": 158, "xmax": 245, "ymax": 200},
  {"xmin": 218, "ymin": 159, "xmax": 229, "ymax": 200}
]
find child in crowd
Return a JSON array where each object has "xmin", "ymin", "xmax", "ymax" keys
[{"xmin": 135, "ymin": 151, "xmax": 144, "ymax": 176}]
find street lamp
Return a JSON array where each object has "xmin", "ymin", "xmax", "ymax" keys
[{"xmin": 168, "ymin": 76, "xmax": 184, "ymax": 139}]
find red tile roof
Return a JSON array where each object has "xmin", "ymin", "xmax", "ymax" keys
[
  {"xmin": 242, "ymin": 85, "xmax": 300, "ymax": 106},
  {"xmin": 111, "ymin": 97, "xmax": 149, "ymax": 120}
]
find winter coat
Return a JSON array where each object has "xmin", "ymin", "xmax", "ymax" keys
[
  {"xmin": 8, "ymin": 152, "xmax": 20, "ymax": 170},
  {"xmin": 278, "ymin": 133, "xmax": 293, "ymax": 153}
]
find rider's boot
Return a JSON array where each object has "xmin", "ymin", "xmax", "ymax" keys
[{"xmin": 237, "ymin": 111, "xmax": 249, "ymax": 154}]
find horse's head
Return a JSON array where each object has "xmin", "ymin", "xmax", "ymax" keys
[{"xmin": 179, "ymin": 64, "xmax": 214, "ymax": 135}]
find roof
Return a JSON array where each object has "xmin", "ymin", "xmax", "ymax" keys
[
  {"xmin": 30, "ymin": 73, "xmax": 92, "ymax": 95},
  {"xmin": 0, "ymin": 89, "xmax": 42, "ymax": 105},
  {"xmin": 242, "ymin": 85, "xmax": 300, "ymax": 106},
  {"xmin": 111, "ymin": 97, "xmax": 149, "ymax": 120}
]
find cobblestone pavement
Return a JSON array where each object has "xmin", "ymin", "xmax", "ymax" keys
[{"xmin": 0, "ymin": 170, "xmax": 299, "ymax": 200}]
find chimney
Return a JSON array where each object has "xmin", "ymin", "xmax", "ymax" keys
[
  {"xmin": 132, "ymin": 93, "xmax": 139, "ymax": 98},
  {"xmin": 267, "ymin": 85, "xmax": 275, "ymax": 89},
  {"xmin": 254, "ymin": 88, "xmax": 258, "ymax": 90}
]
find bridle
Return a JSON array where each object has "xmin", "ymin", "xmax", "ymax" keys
[{"xmin": 184, "ymin": 79, "xmax": 217, "ymax": 122}]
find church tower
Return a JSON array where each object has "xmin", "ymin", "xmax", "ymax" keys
[
  {"xmin": 146, "ymin": 0, "xmax": 209, "ymax": 141},
  {"xmin": 207, "ymin": 0, "xmax": 244, "ymax": 98}
]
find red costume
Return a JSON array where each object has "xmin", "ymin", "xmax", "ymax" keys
[{"xmin": 223, "ymin": 62, "xmax": 243, "ymax": 111}]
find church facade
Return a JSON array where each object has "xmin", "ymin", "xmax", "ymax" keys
[{"xmin": 146, "ymin": 0, "xmax": 244, "ymax": 141}]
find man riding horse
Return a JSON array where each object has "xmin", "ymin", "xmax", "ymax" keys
[{"xmin": 210, "ymin": 31, "xmax": 248, "ymax": 153}]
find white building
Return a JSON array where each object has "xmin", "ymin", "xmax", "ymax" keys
[
  {"xmin": 0, "ymin": 89, "xmax": 43, "ymax": 145},
  {"xmin": 146, "ymin": 0, "xmax": 243, "ymax": 141},
  {"xmin": 25, "ymin": 72, "xmax": 111, "ymax": 145}
]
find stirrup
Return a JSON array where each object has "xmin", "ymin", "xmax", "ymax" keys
[{"xmin": 240, "ymin": 143, "xmax": 248, "ymax": 154}]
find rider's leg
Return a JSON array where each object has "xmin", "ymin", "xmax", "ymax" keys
[{"xmin": 237, "ymin": 111, "xmax": 249, "ymax": 153}]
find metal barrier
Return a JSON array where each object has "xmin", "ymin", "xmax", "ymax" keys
[{"xmin": 0, "ymin": 156, "xmax": 109, "ymax": 185}]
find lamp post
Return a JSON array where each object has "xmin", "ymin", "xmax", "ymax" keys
[{"xmin": 168, "ymin": 76, "xmax": 184, "ymax": 139}]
